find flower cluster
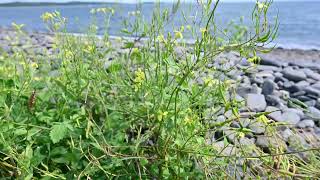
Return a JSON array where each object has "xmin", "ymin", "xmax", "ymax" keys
[
  {"xmin": 90, "ymin": 7, "xmax": 115, "ymax": 15},
  {"xmin": 41, "ymin": 11, "xmax": 66, "ymax": 31},
  {"xmin": 41, "ymin": 11, "xmax": 60, "ymax": 22},
  {"xmin": 128, "ymin": 11, "xmax": 141, "ymax": 16},
  {"xmin": 174, "ymin": 26, "xmax": 185, "ymax": 39},
  {"xmin": 134, "ymin": 68, "xmax": 145, "ymax": 91}
]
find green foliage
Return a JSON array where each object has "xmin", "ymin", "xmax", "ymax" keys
[{"xmin": 50, "ymin": 123, "xmax": 69, "ymax": 144}]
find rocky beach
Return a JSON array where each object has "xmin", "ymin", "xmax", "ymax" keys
[{"xmin": 2, "ymin": 27, "xmax": 320, "ymax": 177}]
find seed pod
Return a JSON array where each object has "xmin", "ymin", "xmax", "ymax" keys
[{"xmin": 28, "ymin": 90, "xmax": 36, "ymax": 111}]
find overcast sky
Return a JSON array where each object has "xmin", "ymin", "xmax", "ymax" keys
[{"xmin": 1, "ymin": 0, "xmax": 319, "ymax": 3}]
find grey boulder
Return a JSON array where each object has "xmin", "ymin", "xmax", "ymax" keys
[
  {"xmin": 283, "ymin": 68, "xmax": 307, "ymax": 82},
  {"xmin": 246, "ymin": 94, "xmax": 267, "ymax": 112}
]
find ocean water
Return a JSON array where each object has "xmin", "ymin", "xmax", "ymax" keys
[{"xmin": 0, "ymin": 1, "xmax": 319, "ymax": 50}]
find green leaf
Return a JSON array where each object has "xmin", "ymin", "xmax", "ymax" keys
[
  {"xmin": 123, "ymin": 42, "xmax": 134, "ymax": 49},
  {"xmin": 50, "ymin": 123, "xmax": 68, "ymax": 144}
]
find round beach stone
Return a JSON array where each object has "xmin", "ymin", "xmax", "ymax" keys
[
  {"xmin": 266, "ymin": 95, "xmax": 282, "ymax": 106},
  {"xmin": 280, "ymin": 128, "xmax": 294, "ymax": 142},
  {"xmin": 262, "ymin": 79, "xmax": 275, "ymax": 95},
  {"xmin": 305, "ymin": 100, "xmax": 316, "ymax": 107},
  {"xmin": 257, "ymin": 65, "xmax": 280, "ymax": 72},
  {"xmin": 260, "ymin": 58, "xmax": 284, "ymax": 67},
  {"xmin": 297, "ymin": 95, "xmax": 313, "ymax": 102},
  {"xmin": 285, "ymin": 108, "xmax": 305, "ymax": 118},
  {"xmin": 252, "ymin": 84, "xmax": 262, "ymax": 94},
  {"xmin": 297, "ymin": 119, "xmax": 315, "ymax": 128},
  {"xmin": 283, "ymin": 68, "xmax": 307, "ymax": 82},
  {"xmin": 237, "ymin": 85, "xmax": 253, "ymax": 97},
  {"xmin": 266, "ymin": 106, "xmax": 282, "ymax": 121},
  {"xmin": 304, "ymin": 87, "xmax": 320, "ymax": 97},
  {"xmin": 256, "ymin": 136, "xmax": 287, "ymax": 152},
  {"xmin": 303, "ymin": 68, "xmax": 320, "ymax": 81},
  {"xmin": 306, "ymin": 107, "xmax": 320, "ymax": 120},
  {"xmin": 280, "ymin": 111, "xmax": 301, "ymax": 125},
  {"xmin": 316, "ymin": 99, "xmax": 320, "ymax": 109},
  {"xmin": 238, "ymin": 137, "xmax": 255, "ymax": 146},
  {"xmin": 312, "ymin": 82, "xmax": 320, "ymax": 90},
  {"xmin": 245, "ymin": 94, "xmax": 267, "ymax": 112},
  {"xmin": 251, "ymin": 76, "xmax": 264, "ymax": 85},
  {"xmin": 213, "ymin": 141, "xmax": 238, "ymax": 156},
  {"xmin": 291, "ymin": 91, "xmax": 306, "ymax": 97}
]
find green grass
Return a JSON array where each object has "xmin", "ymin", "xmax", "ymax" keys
[{"xmin": 1, "ymin": 0, "xmax": 320, "ymax": 179}]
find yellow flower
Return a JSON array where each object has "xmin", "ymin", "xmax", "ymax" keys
[
  {"xmin": 33, "ymin": 77, "xmax": 41, "ymax": 81},
  {"xmin": 134, "ymin": 68, "xmax": 145, "ymax": 91},
  {"xmin": 157, "ymin": 111, "xmax": 168, "ymax": 121},
  {"xmin": 180, "ymin": 26, "xmax": 185, "ymax": 32},
  {"xmin": 186, "ymin": 25, "xmax": 192, "ymax": 31},
  {"xmin": 200, "ymin": 27, "xmax": 207, "ymax": 36},
  {"xmin": 92, "ymin": 7, "xmax": 115, "ymax": 15},
  {"xmin": 257, "ymin": 2, "xmax": 265, "ymax": 9},
  {"xmin": 41, "ymin": 12, "xmax": 54, "ymax": 22},
  {"xmin": 128, "ymin": 11, "xmax": 141, "ymax": 16},
  {"xmin": 84, "ymin": 45, "xmax": 95, "ymax": 53},
  {"xmin": 174, "ymin": 31, "xmax": 183, "ymax": 39},
  {"xmin": 184, "ymin": 116, "xmax": 193, "ymax": 125},
  {"xmin": 132, "ymin": 48, "xmax": 139, "ymax": 54},
  {"xmin": 204, "ymin": 77, "xmax": 219, "ymax": 87},
  {"xmin": 156, "ymin": 34, "xmax": 166, "ymax": 43},
  {"xmin": 257, "ymin": 115, "xmax": 269, "ymax": 125},
  {"xmin": 65, "ymin": 50, "xmax": 73, "ymax": 59},
  {"xmin": 31, "ymin": 62, "xmax": 38, "ymax": 69},
  {"xmin": 238, "ymin": 132, "xmax": 245, "ymax": 138}
]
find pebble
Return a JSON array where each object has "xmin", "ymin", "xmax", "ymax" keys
[
  {"xmin": 304, "ymin": 87, "xmax": 320, "ymax": 97},
  {"xmin": 237, "ymin": 85, "xmax": 254, "ymax": 97},
  {"xmin": 262, "ymin": 79, "xmax": 275, "ymax": 95},
  {"xmin": 265, "ymin": 95, "xmax": 282, "ymax": 106},
  {"xmin": 283, "ymin": 68, "xmax": 307, "ymax": 82},
  {"xmin": 280, "ymin": 111, "xmax": 301, "ymax": 125},
  {"xmin": 238, "ymin": 137, "xmax": 255, "ymax": 146},
  {"xmin": 312, "ymin": 82, "xmax": 320, "ymax": 90},
  {"xmin": 246, "ymin": 94, "xmax": 267, "ymax": 112},
  {"xmin": 213, "ymin": 141, "xmax": 238, "ymax": 155},
  {"xmin": 297, "ymin": 95, "xmax": 313, "ymax": 102},
  {"xmin": 257, "ymin": 65, "xmax": 280, "ymax": 72},
  {"xmin": 256, "ymin": 136, "xmax": 286, "ymax": 152},
  {"xmin": 280, "ymin": 128, "xmax": 294, "ymax": 142},
  {"xmin": 305, "ymin": 100, "xmax": 316, "ymax": 107},
  {"xmin": 251, "ymin": 76, "xmax": 264, "ymax": 84},
  {"xmin": 285, "ymin": 108, "xmax": 305, "ymax": 118},
  {"xmin": 266, "ymin": 106, "xmax": 282, "ymax": 121},
  {"xmin": 297, "ymin": 119, "xmax": 315, "ymax": 128},
  {"xmin": 303, "ymin": 68, "xmax": 320, "ymax": 80},
  {"xmin": 306, "ymin": 107, "xmax": 320, "ymax": 120},
  {"xmin": 260, "ymin": 58, "xmax": 284, "ymax": 67}
]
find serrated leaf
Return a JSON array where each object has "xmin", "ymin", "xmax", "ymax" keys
[{"xmin": 50, "ymin": 123, "xmax": 68, "ymax": 144}]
